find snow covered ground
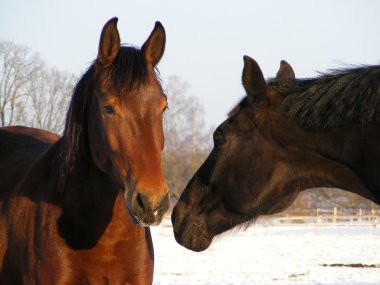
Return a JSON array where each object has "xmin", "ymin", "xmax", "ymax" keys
[{"xmin": 151, "ymin": 218, "xmax": 380, "ymax": 285}]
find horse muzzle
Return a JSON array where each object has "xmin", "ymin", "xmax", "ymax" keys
[
  {"xmin": 171, "ymin": 204, "xmax": 212, "ymax": 252},
  {"xmin": 127, "ymin": 190, "xmax": 170, "ymax": 226}
]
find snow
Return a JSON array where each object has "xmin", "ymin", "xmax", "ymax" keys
[{"xmin": 151, "ymin": 218, "xmax": 380, "ymax": 285}]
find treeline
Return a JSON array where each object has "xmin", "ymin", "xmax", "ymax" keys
[
  {"xmin": 290, "ymin": 188, "xmax": 379, "ymax": 212},
  {"xmin": 0, "ymin": 41, "xmax": 377, "ymax": 211},
  {"xmin": 0, "ymin": 41, "xmax": 75, "ymax": 133},
  {"xmin": 162, "ymin": 75, "xmax": 213, "ymax": 201}
]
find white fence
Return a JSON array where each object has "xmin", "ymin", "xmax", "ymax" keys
[
  {"xmin": 270, "ymin": 207, "xmax": 379, "ymax": 225},
  {"xmin": 256, "ymin": 207, "xmax": 379, "ymax": 235}
]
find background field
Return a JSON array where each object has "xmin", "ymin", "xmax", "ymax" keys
[{"xmin": 151, "ymin": 218, "xmax": 380, "ymax": 285}]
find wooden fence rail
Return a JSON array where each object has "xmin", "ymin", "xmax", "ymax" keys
[
  {"xmin": 270, "ymin": 207, "xmax": 379, "ymax": 225},
  {"xmin": 252, "ymin": 207, "xmax": 379, "ymax": 235}
]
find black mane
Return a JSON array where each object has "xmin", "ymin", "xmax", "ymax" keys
[
  {"xmin": 59, "ymin": 46, "xmax": 150, "ymax": 182},
  {"xmin": 270, "ymin": 65, "xmax": 380, "ymax": 131}
]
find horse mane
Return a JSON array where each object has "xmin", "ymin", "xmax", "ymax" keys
[
  {"xmin": 270, "ymin": 65, "xmax": 380, "ymax": 131},
  {"xmin": 59, "ymin": 46, "xmax": 150, "ymax": 184}
]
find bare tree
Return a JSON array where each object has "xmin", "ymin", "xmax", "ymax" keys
[
  {"xmin": 0, "ymin": 41, "xmax": 43, "ymax": 126},
  {"xmin": 27, "ymin": 67, "xmax": 75, "ymax": 134},
  {"xmin": 163, "ymin": 76, "xmax": 211, "ymax": 153},
  {"xmin": 0, "ymin": 41, "xmax": 75, "ymax": 133},
  {"xmin": 162, "ymin": 75, "xmax": 212, "ymax": 200}
]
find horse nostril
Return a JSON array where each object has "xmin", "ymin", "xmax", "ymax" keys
[
  {"xmin": 134, "ymin": 191, "xmax": 169, "ymax": 219},
  {"xmin": 136, "ymin": 192, "xmax": 146, "ymax": 211}
]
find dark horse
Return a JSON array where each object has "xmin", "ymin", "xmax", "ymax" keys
[
  {"xmin": 0, "ymin": 18, "xmax": 169, "ymax": 284},
  {"xmin": 172, "ymin": 55, "xmax": 380, "ymax": 252}
]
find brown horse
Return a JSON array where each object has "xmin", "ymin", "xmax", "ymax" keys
[
  {"xmin": 172, "ymin": 56, "xmax": 380, "ymax": 252},
  {"xmin": 0, "ymin": 18, "xmax": 169, "ymax": 284}
]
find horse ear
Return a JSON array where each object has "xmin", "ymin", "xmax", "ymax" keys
[
  {"xmin": 242, "ymin": 55, "xmax": 267, "ymax": 101},
  {"xmin": 141, "ymin": 22, "xmax": 166, "ymax": 67},
  {"xmin": 97, "ymin": 17, "xmax": 120, "ymax": 67},
  {"xmin": 276, "ymin": 60, "xmax": 295, "ymax": 80}
]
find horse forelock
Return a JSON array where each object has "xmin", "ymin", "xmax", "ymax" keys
[
  {"xmin": 105, "ymin": 46, "xmax": 150, "ymax": 94},
  {"xmin": 227, "ymin": 97, "xmax": 248, "ymax": 119}
]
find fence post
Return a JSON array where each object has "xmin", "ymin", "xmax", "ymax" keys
[
  {"xmin": 359, "ymin": 209, "xmax": 363, "ymax": 222},
  {"xmin": 333, "ymin": 207, "xmax": 337, "ymax": 224},
  {"xmin": 371, "ymin": 208, "xmax": 377, "ymax": 236},
  {"xmin": 371, "ymin": 208, "xmax": 376, "ymax": 222},
  {"xmin": 314, "ymin": 208, "xmax": 321, "ymax": 235}
]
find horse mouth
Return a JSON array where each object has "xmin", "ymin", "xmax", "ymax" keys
[
  {"xmin": 128, "ymin": 207, "xmax": 149, "ymax": 227},
  {"xmin": 127, "ymin": 206, "xmax": 165, "ymax": 227}
]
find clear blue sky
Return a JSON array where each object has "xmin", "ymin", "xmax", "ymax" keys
[{"xmin": 1, "ymin": 0, "xmax": 379, "ymax": 127}]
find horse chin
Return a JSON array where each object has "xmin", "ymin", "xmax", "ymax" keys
[
  {"xmin": 175, "ymin": 227, "xmax": 212, "ymax": 252},
  {"xmin": 172, "ymin": 219, "xmax": 213, "ymax": 252}
]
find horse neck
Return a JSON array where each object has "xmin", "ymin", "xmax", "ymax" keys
[
  {"xmin": 304, "ymin": 126, "xmax": 380, "ymax": 203},
  {"xmin": 272, "ymin": 116, "xmax": 380, "ymax": 203}
]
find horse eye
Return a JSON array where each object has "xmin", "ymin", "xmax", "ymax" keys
[
  {"xmin": 213, "ymin": 132, "xmax": 226, "ymax": 147},
  {"xmin": 103, "ymin": 104, "xmax": 115, "ymax": 115}
]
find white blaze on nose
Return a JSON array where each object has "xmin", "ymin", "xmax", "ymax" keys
[{"xmin": 154, "ymin": 210, "xmax": 159, "ymax": 217}]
